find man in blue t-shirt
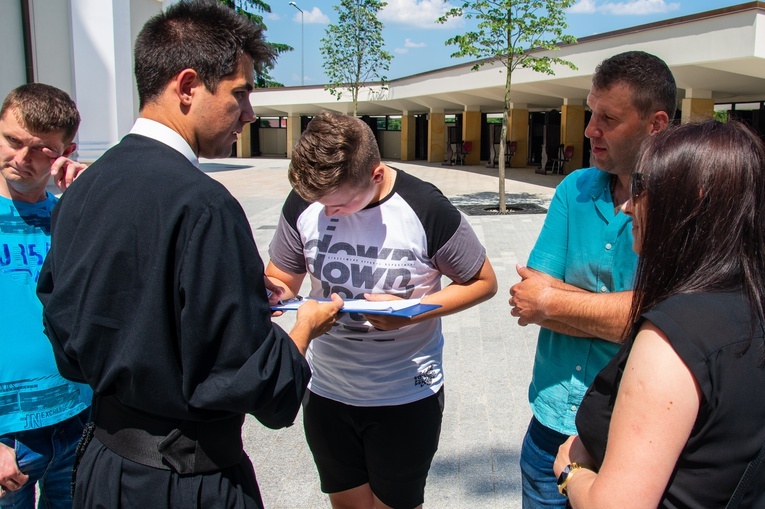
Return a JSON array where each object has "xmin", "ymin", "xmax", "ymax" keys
[
  {"xmin": 0, "ymin": 83, "xmax": 89, "ymax": 507},
  {"xmin": 508, "ymin": 52, "xmax": 677, "ymax": 508}
]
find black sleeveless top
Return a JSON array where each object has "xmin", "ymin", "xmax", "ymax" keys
[{"xmin": 576, "ymin": 291, "xmax": 765, "ymax": 508}]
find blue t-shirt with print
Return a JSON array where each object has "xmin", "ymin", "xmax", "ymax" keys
[{"xmin": 0, "ymin": 193, "xmax": 92, "ymax": 435}]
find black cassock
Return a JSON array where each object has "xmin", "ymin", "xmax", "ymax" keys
[{"xmin": 37, "ymin": 134, "xmax": 310, "ymax": 508}]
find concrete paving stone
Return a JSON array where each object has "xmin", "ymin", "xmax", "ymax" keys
[{"xmin": 458, "ymin": 471, "xmax": 501, "ymax": 498}]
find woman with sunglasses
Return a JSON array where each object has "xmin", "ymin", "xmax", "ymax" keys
[{"xmin": 553, "ymin": 119, "xmax": 765, "ymax": 508}]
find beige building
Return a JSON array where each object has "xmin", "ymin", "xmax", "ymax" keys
[
  {"xmin": 1, "ymin": 0, "xmax": 168, "ymax": 161},
  {"xmin": 250, "ymin": 1, "xmax": 765, "ymax": 171},
  {"xmin": 3, "ymin": 1, "xmax": 765, "ymax": 166}
]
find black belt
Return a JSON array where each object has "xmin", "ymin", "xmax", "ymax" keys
[{"xmin": 92, "ymin": 395, "xmax": 244, "ymax": 474}]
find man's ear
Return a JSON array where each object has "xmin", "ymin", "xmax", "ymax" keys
[
  {"xmin": 175, "ymin": 69, "xmax": 200, "ymax": 107},
  {"xmin": 371, "ymin": 163, "xmax": 385, "ymax": 184},
  {"xmin": 62, "ymin": 143, "xmax": 76, "ymax": 158},
  {"xmin": 650, "ymin": 111, "xmax": 670, "ymax": 134}
]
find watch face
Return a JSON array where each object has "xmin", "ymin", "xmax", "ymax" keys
[{"xmin": 557, "ymin": 465, "xmax": 571, "ymax": 486}]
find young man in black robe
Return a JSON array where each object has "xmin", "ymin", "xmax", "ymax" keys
[{"xmin": 36, "ymin": 1, "xmax": 342, "ymax": 507}]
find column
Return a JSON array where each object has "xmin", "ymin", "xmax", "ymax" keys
[
  {"xmin": 236, "ymin": 123, "xmax": 252, "ymax": 158},
  {"xmin": 462, "ymin": 106, "xmax": 481, "ymax": 165},
  {"xmin": 561, "ymin": 99, "xmax": 585, "ymax": 170},
  {"xmin": 427, "ymin": 110, "xmax": 445, "ymax": 163},
  {"xmin": 400, "ymin": 113, "xmax": 416, "ymax": 161},
  {"xmin": 681, "ymin": 89, "xmax": 714, "ymax": 123},
  {"xmin": 70, "ymin": 0, "xmax": 135, "ymax": 161},
  {"xmin": 508, "ymin": 103, "xmax": 529, "ymax": 168},
  {"xmin": 1, "ymin": 1, "xmax": 27, "ymax": 98},
  {"xmin": 286, "ymin": 114, "xmax": 302, "ymax": 159}
]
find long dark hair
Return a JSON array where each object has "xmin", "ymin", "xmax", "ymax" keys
[{"xmin": 628, "ymin": 120, "xmax": 765, "ymax": 355}]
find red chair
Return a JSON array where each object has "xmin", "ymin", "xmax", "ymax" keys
[
  {"xmin": 456, "ymin": 141, "xmax": 472, "ymax": 165},
  {"xmin": 505, "ymin": 140, "xmax": 517, "ymax": 167},
  {"xmin": 551, "ymin": 145, "xmax": 574, "ymax": 175},
  {"xmin": 443, "ymin": 143, "xmax": 456, "ymax": 165}
]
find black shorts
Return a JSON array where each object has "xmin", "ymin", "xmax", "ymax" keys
[{"xmin": 303, "ymin": 388, "xmax": 445, "ymax": 509}]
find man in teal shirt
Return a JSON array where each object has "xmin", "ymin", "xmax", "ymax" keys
[
  {"xmin": 0, "ymin": 83, "xmax": 89, "ymax": 507},
  {"xmin": 509, "ymin": 51, "xmax": 677, "ymax": 508}
]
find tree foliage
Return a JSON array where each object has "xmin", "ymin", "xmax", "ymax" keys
[
  {"xmin": 321, "ymin": 0, "xmax": 393, "ymax": 116},
  {"xmin": 439, "ymin": 0, "xmax": 577, "ymax": 212},
  {"xmin": 218, "ymin": 0, "xmax": 293, "ymax": 88}
]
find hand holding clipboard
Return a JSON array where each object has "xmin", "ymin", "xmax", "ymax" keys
[{"xmin": 271, "ymin": 297, "xmax": 440, "ymax": 318}]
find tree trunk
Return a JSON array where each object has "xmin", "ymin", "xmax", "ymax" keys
[
  {"xmin": 499, "ymin": 114, "xmax": 507, "ymax": 213},
  {"xmin": 499, "ymin": 64, "xmax": 513, "ymax": 214}
]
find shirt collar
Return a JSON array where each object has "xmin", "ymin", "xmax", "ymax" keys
[
  {"xmin": 588, "ymin": 169, "xmax": 631, "ymax": 223},
  {"xmin": 129, "ymin": 118, "xmax": 199, "ymax": 168},
  {"xmin": 589, "ymin": 169, "xmax": 613, "ymax": 201}
]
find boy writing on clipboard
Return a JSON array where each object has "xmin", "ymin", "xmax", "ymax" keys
[{"xmin": 266, "ymin": 112, "xmax": 497, "ymax": 509}]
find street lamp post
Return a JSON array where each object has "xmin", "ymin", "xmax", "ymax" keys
[{"xmin": 289, "ymin": 1, "xmax": 304, "ymax": 86}]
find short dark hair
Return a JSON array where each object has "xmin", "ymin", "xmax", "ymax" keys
[
  {"xmin": 134, "ymin": 0, "xmax": 274, "ymax": 109},
  {"xmin": 628, "ymin": 120, "xmax": 765, "ymax": 355},
  {"xmin": 289, "ymin": 112, "xmax": 381, "ymax": 202},
  {"xmin": 593, "ymin": 51, "xmax": 677, "ymax": 120},
  {"xmin": 0, "ymin": 83, "xmax": 80, "ymax": 144}
]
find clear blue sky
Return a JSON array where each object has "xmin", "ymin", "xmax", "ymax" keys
[{"xmin": 261, "ymin": 0, "xmax": 744, "ymax": 87}]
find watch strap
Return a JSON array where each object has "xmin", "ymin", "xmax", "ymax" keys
[{"xmin": 557, "ymin": 462, "xmax": 583, "ymax": 497}]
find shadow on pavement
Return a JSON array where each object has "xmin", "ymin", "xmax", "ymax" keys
[
  {"xmin": 199, "ymin": 161, "xmax": 255, "ymax": 173},
  {"xmin": 429, "ymin": 447, "xmax": 523, "ymax": 498}
]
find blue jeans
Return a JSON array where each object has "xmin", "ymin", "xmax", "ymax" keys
[
  {"xmin": 520, "ymin": 417, "xmax": 569, "ymax": 509},
  {"xmin": 0, "ymin": 409, "xmax": 89, "ymax": 509}
]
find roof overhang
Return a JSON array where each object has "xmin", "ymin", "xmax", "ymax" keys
[{"xmin": 251, "ymin": 2, "xmax": 765, "ymax": 116}]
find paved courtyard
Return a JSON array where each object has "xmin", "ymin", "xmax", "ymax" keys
[{"xmin": 201, "ymin": 157, "xmax": 565, "ymax": 509}]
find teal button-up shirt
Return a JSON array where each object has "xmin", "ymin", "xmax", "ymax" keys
[{"xmin": 527, "ymin": 167, "xmax": 637, "ymax": 435}]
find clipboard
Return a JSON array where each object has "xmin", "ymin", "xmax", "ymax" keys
[
  {"xmin": 271, "ymin": 298, "xmax": 441, "ymax": 318},
  {"xmin": 347, "ymin": 302, "xmax": 442, "ymax": 317}
]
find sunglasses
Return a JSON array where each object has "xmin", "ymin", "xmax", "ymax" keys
[{"xmin": 630, "ymin": 172, "xmax": 647, "ymax": 201}]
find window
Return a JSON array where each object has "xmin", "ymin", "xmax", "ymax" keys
[
  {"xmin": 486, "ymin": 113, "xmax": 503, "ymax": 124},
  {"xmin": 714, "ymin": 101, "xmax": 765, "ymax": 123},
  {"xmin": 258, "ymin": 117, "xmax": 286, "ymax": 128},
  {"xmin": 368, "ymin": 115, "xmax": 402, "ymax": 131},
  {"xmin": 732, "ymin": 102, "xmax": 762, "ymax": 111}
]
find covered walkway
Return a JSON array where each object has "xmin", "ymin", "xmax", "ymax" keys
[{"xmin": 247, "ymin": 2, "xmax": 765, "ymax": 171}]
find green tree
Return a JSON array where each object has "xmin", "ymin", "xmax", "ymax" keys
[
  {"xmin": 439, "ymin": 0, "xmax": 577, "ymax": 213},
  {"xmin": 219, "ymin": 0, "xmax": 292, "ymax": 88},
  {"xmin": 321, "ymin": 0, "xmax": 393, "ymax": 116},
  {"xmin": 713, "ymin": 109, "xmax": 728, "ymax": 123}
]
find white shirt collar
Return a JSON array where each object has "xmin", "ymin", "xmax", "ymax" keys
[{"xmin": 129, "ymin": 118, "xmax": 199, "ymax": 168}]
